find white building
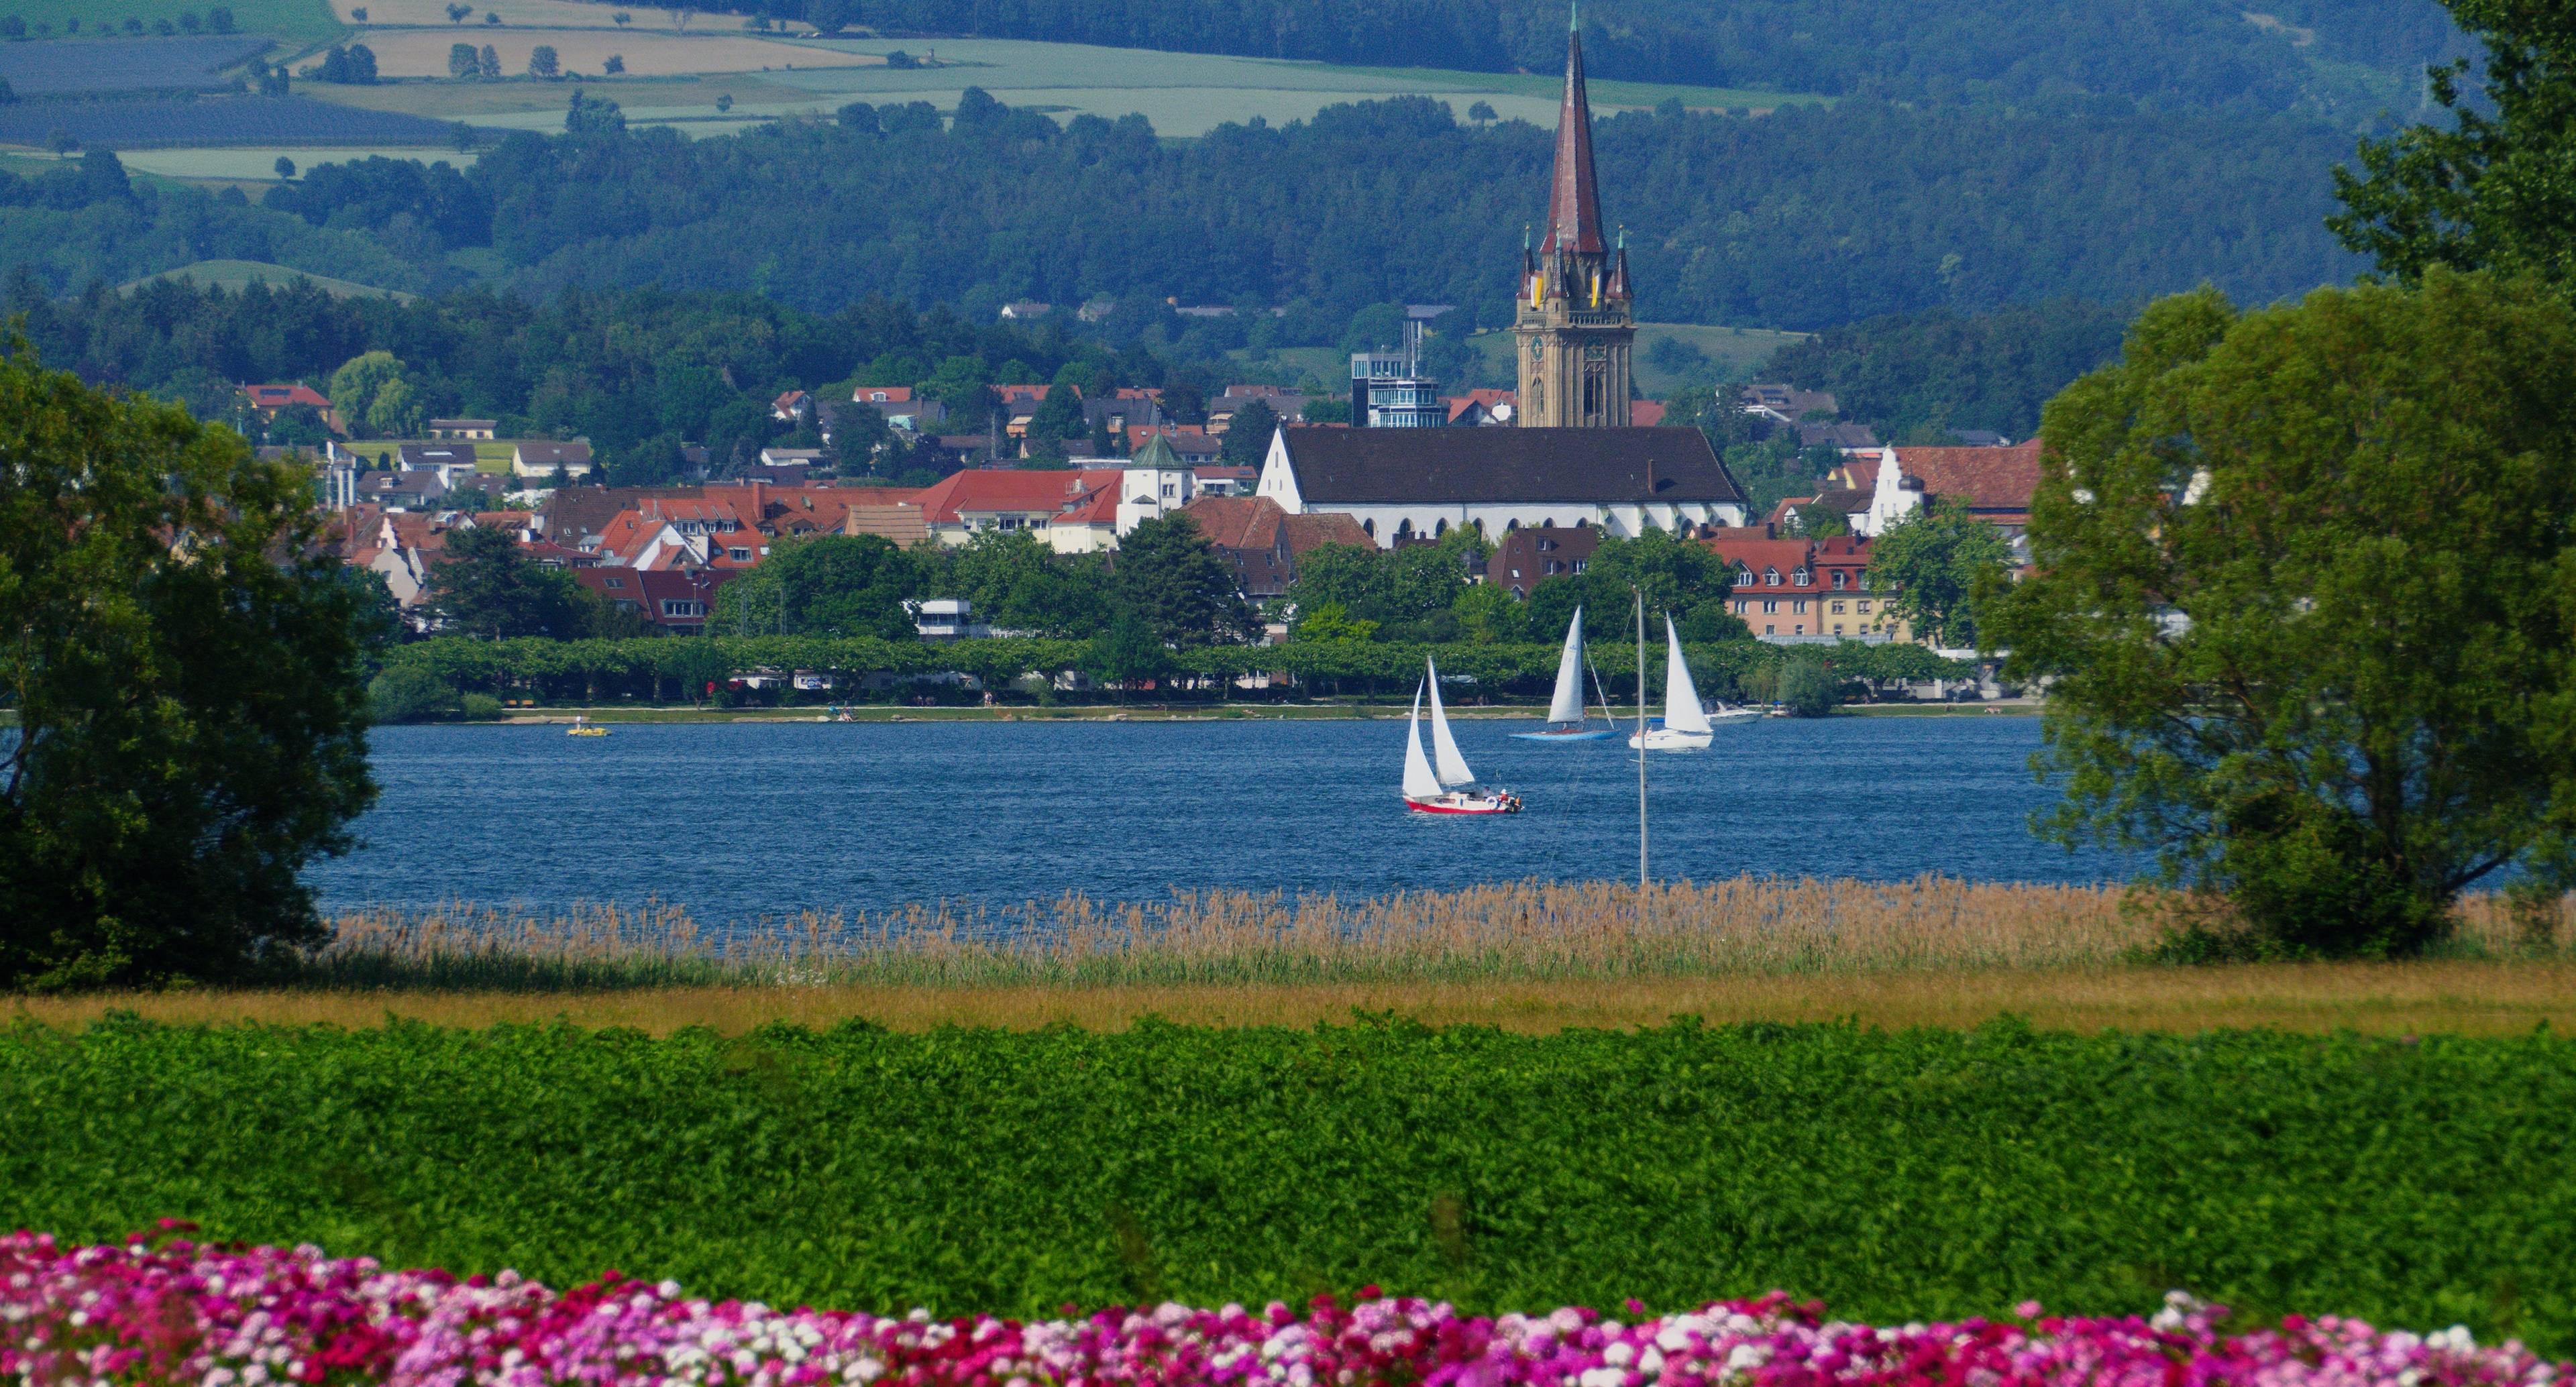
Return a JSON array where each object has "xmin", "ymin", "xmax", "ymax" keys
[{"xmin": 1255, "ymin": 425, "xmax": 1750, "ymax": 548}]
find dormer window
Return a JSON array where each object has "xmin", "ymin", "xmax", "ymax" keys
[
  {"xmin": 1832, "ymin": 570, "xmax": 1848, "ymax": 590},
  {"xmin": 1764, "ymin": 567, "xmax": 1782, "ymax": 586},
  {"xmin": 1792, "ymin": 568, "xmax": 1811, "ymax": 586}
]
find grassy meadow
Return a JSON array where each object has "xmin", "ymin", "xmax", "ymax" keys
[
  {"xmin": 0, "ymin": 0, "xmax": 341, "ymax": 42},
  {"xmin": 118, "ymin": 256, "xmax": 421, "ymax": 295}
]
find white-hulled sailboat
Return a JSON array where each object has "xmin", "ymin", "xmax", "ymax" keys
[
  {"xmin": 1510, "ymin": 606, "xmax": 1615, "ymax": 741},
  {"xmin": 1404, "ymin": 659, "xmax": 1522, "ymax": 814},
  {"xmin": 1629, "ymin": 615, "xmax": 1716, "ymax": 751}
]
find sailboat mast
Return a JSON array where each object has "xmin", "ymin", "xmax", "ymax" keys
[{"xmin": 1635, "ymin": 588, "xmax": 1648, "ymax": 895}]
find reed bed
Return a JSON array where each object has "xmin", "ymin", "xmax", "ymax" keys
[
  {"xmin": 14, "ymin": 877, "xmax": 2567, "ymax": 1035},
  {"xmin": 290, "ymin": 877, "xmax": 2171, "ymax": 991},
  {"xmin": 282, "ymin": 875, "xmax": 2576, "ymax": 992}
]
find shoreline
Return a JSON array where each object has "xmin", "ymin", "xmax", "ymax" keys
[{"xmin": 463, "ymin": 700, "xmax": 2045, "ymax": 725}]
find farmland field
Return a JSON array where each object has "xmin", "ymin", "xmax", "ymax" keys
[
  {"xmin": 5, "ymin": 1019, "xmax": 2573, "ymax": 1349},
  {"xmin": 117, "ymin": 141, "xmax": 474, "ymax": 176},
  {"xmin": 339, "ymin": 0, "xmax": 752, "ymax": 27},
  {"xmin": 356, "ymin": 25, "xmax": 879, "ymax": 77},
  {"xmin": 297, "ymin": 35, "xmax": 1821, "ymax": 136},
  {"xmin": 0, "ymin": 94, "xmax": 474, "ymax": 148},
  {"xmin": 118, "ymin": 257, "xmax": 416, "ymax": 296},
  {"xmin": 0, "ymin": 34, "xmax": 274, "ymax": 93},
  {"xmin": 0, "ymin": 0, "xmax": 339, "ymax": 42}
]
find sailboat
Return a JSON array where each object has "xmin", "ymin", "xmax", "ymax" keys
[
  {"xmin": 1629, "ymin": 616, "xmax": 1716, "ymax": 751},
  {"xmin": 1404, "ymin": 659, "xmax": 1522, "ymax": 814},
  {"xmin": 1511, "ymin": 606, "xmax": 1616, "ymax": 740}
]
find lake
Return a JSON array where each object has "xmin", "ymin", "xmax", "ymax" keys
[{"xmin": 311, "ymin": 716, "xmax": 2123, "ymax": 924}]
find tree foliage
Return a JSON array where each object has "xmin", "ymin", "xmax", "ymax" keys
[
  {"xmin": 1988, "ymin": 271, "xmax": 2576, "ymax": 957},
  {"xmin": 0, "ymin": 344, "xmax": 379, "ymax": 989},
  {"xmin": 2330, "ymin": 0, "xmax": 2576, "ymax": 289},
  {"xmin": 429, "ymin": 525, "xmax": 592, "ymax": 639},
  {"xmin": 1871, "ymin": 499, "xmax": 2012, "ymax": 648}
]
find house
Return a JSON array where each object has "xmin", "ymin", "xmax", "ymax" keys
[
  {"xmin": 912, "ymin": 467, "xmax": 1128, "ymax": 553},
  {"xmin": 1208, "ymin": 386, "xmax": 1307, "ymax": 434},
  {"xmin": 427, "ymin": 417, "xmax": 497, "ymax": 440},
  {"xmin": 841, "ymin": 497, "xmax": 931, "ymax": 546},
  {"xmin": 912, "ymin": 597, "xmax": 991, "ymax": 639},
  {"xmin": 396, "ymin": 442, "xmax": 481, "ymax": 476},
  {"xmin": 1846, "ymin": 440, "xmax": 2043, "ymax": 540},
  {"xmin": 1738, "ymin": 383, "xmax": 1838, "ymax": 425},
  {"xmin": 511, "ymin": 440, "xmax": 596, "ymax": 480},
  {"xmin": 1443, "ymin": 390, "xmax": 1517, "ymax": 427},
  {"xmin": 996, "ymin": 383, "xmax": 1061, "ymax": 408},
  {"xmin": 1114, "ymin": 434, "xmax": 1201, "ymax": 534},
  {"xmin": 1701, "ymin": 528, "xmax": 1911, "ymax": 643},
  {"xmin": 755, "ymin": 447, "xmax": 828, "ymax": 484},
  {"xmin": 1125, "ymin": 426, "xmax": 1223, "ymax": 465},
  {"xmin": 997, "ymin": 301, "xmax": 1052, "ymax": 320},
  {"xmin": 1947, "ymin": 429, "xmax": 2012, "ymax": 447},
  {"xmin": 1193, "ymin": 464, "xmax": 1256, "ymax": 497},
  {"xmin": 1765, "ymin": 488, "xmax": 1873, "ymax": 535},
  {"xmin": 1087, "ymin": 394, "xmax": 1165, "ymax": 436},
  {"xmin": 243, "ymin": 382, "xmax": 340, "ymax": 433},
  {"xmin": 1794, "ymin": 421, "xmax": 1880, "ymax": 451},
  {"xmin": 772, "ymin": 389, "xmax": 812, "ymax": 423},
  {"xmin": 1183, "ymin": 494, "xmax": 1375, "ymax": 601},
  {"xmin": 471, "ymin": 510, "xmax": 535, "ymax": 540},
  {"xmin": 1487, "ymin": 524, "xmax": 1600, "ymax": 597},
  {"xmin": 572, "ymin": 567, "xmax": 732, "ymax": 634},
  {"xmin": 358, "ymin": 468, "xmax": 447, "ymax": 509},
  {"xmin": 1256, "ymin": 427, "xmax": 1750, "ymax": 549},
  {"xmin": 1630, "ymin": 400, "xmax": 1668, "ymax": 427}
]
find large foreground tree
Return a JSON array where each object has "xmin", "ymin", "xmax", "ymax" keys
[
  {"xmin": 1987, "ymin": 271, "xmax": 2576, "ymax": 956},
  {"xmin": 0, "ymin": 344, "xmax": 382, "ymax": 988}
]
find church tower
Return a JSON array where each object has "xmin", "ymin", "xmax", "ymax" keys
[{"xmin": 1513, "ymin": 5, "xmax": 1634, "ymax": 428}]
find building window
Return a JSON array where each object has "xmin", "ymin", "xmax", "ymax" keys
[
  {"xmin": 1762, "ymin": 600, "xmax": 1778, "ymax": 614},
  {"xmin": 1832, "ymin": 570, "xmax": 1848, "ymax": 590},
  {"xmin": 1831, "ymin": 600, "xmax": 1846, "ymax": 614},
  {"xmin": 729, "ymin": 547, "xmax": 751, "ymax": 561},
  {"xmin": 1764, "ymin": 624, "xmax": 1775, "ymax": 634},
  {"xmin": 1832, "ymin": 622, "xmax": 1844, "ymax": 634},
  {"xmin": 1792, "ymin": 600, "xmax": 1806, "ymax": 614},
  {"xmin": 1857, "ymin": 600, "xmax": 1872, "ymax": 613},
  {"xmin": 660, "ymin": 599, "xmax": 704, "ymax": 618},
  {"xmin": 1793, "ymin": 568, "xmax": 1811, "ymax": 586},
  {"xmin": 604, "ymin": 576, "xmax": 625, "ymax": 589},
  {"xmin": 1733, "ymin": 600, "xmax": 1747, "ymax": 614},
  {"xmin": 1764, "ymin": 567, "xmax": 1781, "ymax": 586},
  {"xmin": 1572, "ymin": 559, "xmax": 1587, "ymax": 573}
]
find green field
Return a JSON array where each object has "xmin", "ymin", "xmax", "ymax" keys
[
  {"xmin": 299, "ymin": 36, "xmax": 1825, "ymax": 137},
  {"xmin": 0, "ymin": 0, "xmax": 341, "ymax": 42},
  {"xmin": 5, "ymin": 1019, "xmax": 2571, "ymax": 1347},
  {"xmin": 119, "ymin": 258, "xmax": 415, "ymax": 297}
]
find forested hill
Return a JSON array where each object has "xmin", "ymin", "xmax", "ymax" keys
[
  {"xmin": 211, "ymin": 94, "xmax": 2361, "ymax": 332},
  {"xmin": 830, "ymin": 0, "xmax": 2465, "ymax": 117}
]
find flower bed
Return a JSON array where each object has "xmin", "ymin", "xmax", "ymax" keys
[{"xmin": 3, "ymin": 1225, "xmax": 2565, "ymax": 1387}]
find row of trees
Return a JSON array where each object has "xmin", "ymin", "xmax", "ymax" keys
[{"xmin": 0, "ymin": 91, "xmax": 2363, "ymax": 333}]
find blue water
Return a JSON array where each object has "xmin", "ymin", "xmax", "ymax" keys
[{"xmin": 310, "ymin": 717, "xmax": 2121, "ymax": 923}]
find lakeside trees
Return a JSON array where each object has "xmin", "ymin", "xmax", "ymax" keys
[
  {"xmin": 1991, "ymin": 271, "xmax": 2576, "ymax": 958},
  {"xmin": 0, "ymin": 344, "xmax": 381, "ymax": 989}
]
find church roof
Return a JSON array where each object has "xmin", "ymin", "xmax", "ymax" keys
[
  {"xmin": 1540, "ymin": 19, "xmax": 1606, "ymax": 257},
  {"xmin": 1277, "ymin": 427, "xmax": 1744, "ymax": 506}
]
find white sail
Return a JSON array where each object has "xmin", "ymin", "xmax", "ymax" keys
[
  {"xmin": 1663, "ymin": 616, "xmax": 1711, "ymax": 735},
  {"xmin": 1425, "ymin": 658, "xmax": 1477, "ymax": 787},
  {"xmin": 1546, "ymin": 606, "xmax": 1587, "ymax": 724},
  {"xmin": 1403, "ymin": 684, "xmax": 1443, "ymax": 800}
]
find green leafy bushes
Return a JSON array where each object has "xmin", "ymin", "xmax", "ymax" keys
[{"xmin": 3, "ymin": 1019, "xmax": 2572, "ymax": 1349}]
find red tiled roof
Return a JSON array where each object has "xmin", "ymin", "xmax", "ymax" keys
[
  {"xmin": 244, "ymin": 383, "xmax": 329, "ymax": 410},
  {"xmin": 1630, "ymin": 400, "xmax": 1667, "ymax": 427},
  {"xmin": 1181, "ymin": 494, "xmax": 1283, "ymax": 551},
  {"xmin": 912, "ymin": 468, "xmax": 1125, "ymax": 526},
  {"xmin": 851, "ymin": 385, "xmax": 916, "ymax": 404},
  {"xmin": 1891, "ymin": 439, "xmax": 2041, "ymax": 512}
]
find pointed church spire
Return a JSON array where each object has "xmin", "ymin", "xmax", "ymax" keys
[{"xmin": 1540, "ymin": 1, "xmax": 1605, "ymax": 258}]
